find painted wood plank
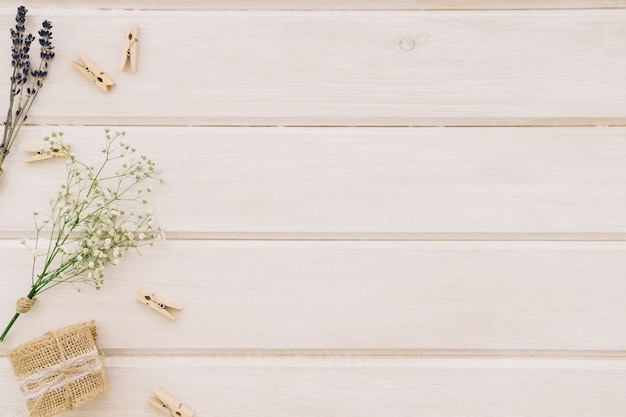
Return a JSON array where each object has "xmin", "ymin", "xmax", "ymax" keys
[
  {"xmin": 0, "ymin": 10, "xmax": 625, "ymax": 125},
  {"xmin": 0, "ymin": 240, "xmax": 625, "ymax": 352},
  {"xmin": 2, "ymin": 355, "xmax": 626, "ymax": 417},
  {"xmin": 1, "ymin": 126, "xmax": 626, "ymax": 237},
  {"xmin": 21, "ymin": 0, "xmax": 626, "ymax": 10}
]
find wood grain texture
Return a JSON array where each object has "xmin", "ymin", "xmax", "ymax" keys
[
  {"xmin": 1, "ymin": 126, "xmax": 626, "ymax": 237},
  {"xmin": 0, "ymin": 3, "xmax": 623, "ymax": 415},
  {"xmin": 2, "ymin": 356, "xmax": 626, "ymax": 417},
  {"xmin": 0, "ymin": 240, "xmax": 625, "ymax": 353},
  {"xmin": 0, "ymin": 9, "xmax": 625, "ymax": 125}
]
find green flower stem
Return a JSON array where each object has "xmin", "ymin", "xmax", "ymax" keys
[
  {"xmin": 0, "ymin": 286, "xmax": 37, "ymax": 342},
  {"xmin": 1, "ymin": 131, "xmax": 164, "ymax": 341},
  {"xmin": 0, "ymin": 313, "xmax": 20, "ymax": 342}
]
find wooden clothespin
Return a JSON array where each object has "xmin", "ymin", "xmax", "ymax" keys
[
  {"xmin": 149, "ymin": 388, "xmax": 194, "ymax": 417},
  {"xmin": 121, "ymin": 26, "xmax": 139, "ymax": 72},
  {"xmin": 23, "ymin": 143, "xmax": 70, "ymax": 162},
  {"xmin": 136, "ymin": 289, "xmax": 182, "ymax": 320},
  {"xmin": 71, "ymin": 52, "xmax": 115, "ymax": 92}
]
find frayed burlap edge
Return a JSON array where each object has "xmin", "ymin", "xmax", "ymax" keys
[{"xmin": 7, "ymin": 320, "xmax": 110, "ymax": 417}]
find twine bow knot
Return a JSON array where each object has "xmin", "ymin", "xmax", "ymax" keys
[{"xmin": 35, "ymin": 353, "xmax": 104, "ymax": 385}]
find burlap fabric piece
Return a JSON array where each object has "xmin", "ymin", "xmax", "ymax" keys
[{"xmin": 7, "ymin": 320, "xmax": 110, "ymax": 417}]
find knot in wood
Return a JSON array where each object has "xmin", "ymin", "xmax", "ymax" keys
[{"xmin": 399, "ymin": 38, "xmax": 415, "ymax": 51}]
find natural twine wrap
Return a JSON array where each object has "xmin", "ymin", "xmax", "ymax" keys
[
  {"xmin": 16, "ymin": 297, "xmax": 36, "ymax": 314},
  {"xmin": 7, "ymin": 320, "xmax": 110, "ymax": 417}
]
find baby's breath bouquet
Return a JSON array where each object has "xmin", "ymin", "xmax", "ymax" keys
[{"xmin": 0, "ymin": 130, "xmax": 165, "ymax": 342}]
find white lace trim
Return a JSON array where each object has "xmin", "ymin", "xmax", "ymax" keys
[{"xmin": 17, "ymin": 347, "xmax": 101, "ymax": 401}]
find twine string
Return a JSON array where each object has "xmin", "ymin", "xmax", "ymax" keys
[
  {"xmin": 25, "ymin": 332, "xmax": 104, "ymax": 417},
  {"xmin": 16, "ymin": 297, "xmax": 36, "ymax": 314}
]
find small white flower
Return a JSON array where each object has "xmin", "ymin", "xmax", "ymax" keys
[{"xmin": 15, "ymin": 131, "xmax": 166, "ymax": 307}]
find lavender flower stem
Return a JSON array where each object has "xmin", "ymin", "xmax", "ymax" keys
[{"xmin": 0, "ymin": 6, "xmax": 54, "ymax": 181}]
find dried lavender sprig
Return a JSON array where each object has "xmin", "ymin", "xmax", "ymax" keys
[{"xmin": 0, "ymin": 6, "xmax": 55, "ymax": 181}]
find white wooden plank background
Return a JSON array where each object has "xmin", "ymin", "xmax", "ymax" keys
[
  {"xmin": 0, "ymin": 2, "xmax": 624, "ymax": 416},
  {"xmin": 3, "ymin": 356, "xmax": 626, "ymax": 417},
  {"xmin": 1, "ymin": 240, "xmax": 626, "ymax": 353},
  {"xmin": 1, "ymin": 126, "xmax": 626, "ymax": 238},
  {"xmin": 1, "ymin": 9, "xmax": 626, "ymax": 125}
]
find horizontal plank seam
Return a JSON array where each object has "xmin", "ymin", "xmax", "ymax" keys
[
  {"xmin": 3, "ymin": 351, "xmax": 626, "ymax": 367},
  {"xmin": 21, "ymin": 123, "xmax": 626, "ymax": 128},
  {"xmin": 40, "ymin": 7, "xmax": 626, "ymax": 11},
  {"xmin": 97, "ymin": 9, "xmax": 626, "ymax": 11},
  {"xmin": 17, "ymin": 123, "xmax": 626, "ymax": 130},
  {"xmin": 3, "ymin": 234, "xmax": 626, "ymax": 242},
  {"xmin": 8, "ymin": 8, "xmax": 626, "ymax": 17},
  {"xmin": 101, "ymin": 350, "xmax": 626, "ymax": 359},
  {"xmin": 1, "ymin": 349, "xmax": 623, "ymax": 357}
]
